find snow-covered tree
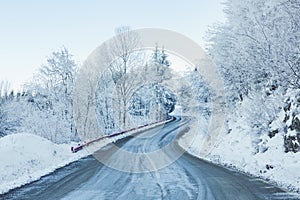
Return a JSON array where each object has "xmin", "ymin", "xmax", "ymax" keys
[
  {"xmin": 22, "ymin": 47, "xmax": 78, "ymax": 143},
  {"xmin": 149, "ymin": 44, "xmax": 172, "ymax": 83},
  {"xmin": 128, "ymin": 44, "xmax": 175, "ymax": 121},
  {"xmin": 209, "ymin": 0, "xmax": 300, "ymax": 102},
  {"xmin": 128, "ymin": 84, "xmax": 176, "ymax": 121},
  {"xmin": 96, "ymin": 41, "xmax": 175, "ymax": 130},
  {"xmin": 104, "ymin": 26, "xmax": 145, "ymax": 129},
  {"xmin": 207, "ymin": 0, "xmax": 300, "ymax": 153},
  {"xmin": 0, "ymin": 102, "xmax": 10, "ymax": 137},
  {"xmin": 0, "ymin": 82, "xmax": 19, "ymax": 137},
  {"xmin": 95, "ymin": 70, "xmax": 117, "ymax": 134}
]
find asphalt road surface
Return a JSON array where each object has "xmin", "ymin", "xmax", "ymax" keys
[{"xmin": 2, "ymin": 117, "xmax": 299, "ymax": 200}]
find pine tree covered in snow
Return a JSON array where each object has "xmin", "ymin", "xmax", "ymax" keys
[
  {"xmin": 150, "ymin": 44, "xmax": 172, "ymax": 83},
  {"xmin": 128, "ymin": 44, "xmax": 175, "ymax": 121},
  {"xmin": 128, "ymin": 84, "xmax": 176, "ymax": 121}
]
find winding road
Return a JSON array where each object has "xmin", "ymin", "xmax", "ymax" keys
[{"xmin": 2, "ymin": 117, "xmax": 299, "ymax": 200}]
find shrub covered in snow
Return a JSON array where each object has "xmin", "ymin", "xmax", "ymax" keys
[{"xmin": 269, "ymin": 90, "xmax": 300, "ymax": 153}]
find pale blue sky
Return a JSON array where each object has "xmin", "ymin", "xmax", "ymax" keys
[{"xmin": 0, "ymin": 0, "xmax": 225, "ymax": 90}]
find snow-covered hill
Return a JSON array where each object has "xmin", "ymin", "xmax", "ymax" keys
[{"xmin": 0, "ymin": 133, "xmax": 89, "ymax": 194}]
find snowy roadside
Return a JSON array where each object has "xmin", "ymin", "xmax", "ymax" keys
[
  {"xmin": 0, "ymin": 133, "xmax": 88, "ymax": 194},
  {"xmin": 0, "ymin": 119, "xmax": 171, "ymax": 195},
  {"xmin": 178, "ymin": 119, "xmax": 300, "ymax": 194}
]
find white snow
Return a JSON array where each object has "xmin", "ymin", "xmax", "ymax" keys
[
  {"xmin": 0, "ymin": 120, "xmax": 171, "ymax": 195},
  {"xmin": 179, "ymin": 122, "xmax": 300, "ymax": 193},
  {"xmin": 170, "ymin": 105, "xmax": 183, "ymax": 116},
  {"xmin": 179, "ymin": 93, "xmax": 300, "ymax": 194},
  {"xmin": 0, "ymin": 133, "xmax": 89, "ymax": 194}
]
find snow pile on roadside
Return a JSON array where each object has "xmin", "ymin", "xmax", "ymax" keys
[
  {"xmin": 0, "ymin": 133, "xmax": 89, "ymax": 194},
  {"xmin": 179, "ymin": 118, "xmax": 300, "ymax": 193},
  {"xmin": 207, "ymin": 123, "xmax": 300, "ymax": 192},
  {"xmin": 0, "ymin": 119, "xmax": 171, "ymax": 195},
  {"xmin": 179, "ymin": 89, "xmax": 300, "ymax": 193}
]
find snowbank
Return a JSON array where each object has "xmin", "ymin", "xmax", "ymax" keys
[
  {"xmin": 0, "ymin": 119, "xmax": 171, "ymax": 195},
  {"xmin": 0, "ymin": 133, "xmax": 89, "ymax": 194},
  {"xmin": 179, "ymin": 124, "xmax": 300, "ymax": 193},
  {"xmin": 179, "ymin": 90, "xmax": 300, "ymax": 193}
]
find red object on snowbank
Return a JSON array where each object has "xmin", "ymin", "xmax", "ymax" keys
[{"xmin": 71, "ymin": 144, "xmax": 83, "ymax": 153}]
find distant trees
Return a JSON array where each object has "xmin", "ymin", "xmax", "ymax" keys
[
  {"xmin": 0, "ymin": 29, "xmax": 177, "ymax": 142},
  {"xmin": 128, "ymin": 84, "xmax": 176, "ymax": 121},
  {"xmin": 185, "ymin": 69, "xmax": 211, "ymax": 117},
  {"xmin": 95, "ymin": 32, "xmax": 176, "ymax": 131},
  {"xmin": 95, "ymin": 70, "xmax": 118, "ymax": 133},
  {"xmin": 149, "ymin": 44, "xmax": 172, "ymax": 83},
  {"xmin": 0, "ymin": 101, "xmax": 10, "ymax": 137},
  {"xmin": 0, "ymin": 48, "xmax": 78, "ymax": 143},
  {"xmin": 100, "ymin": 27, "xmax": 175, "ymax": 129},
  {"xmin": 128, "ymin": 44, "xmax": 175, "ymax": 121},
  {"xmin": 0, "ymin": 81, "xmax": 18, "ymax": 137},
  {"xmin": 0, "ymin": 81, "xmax": 11, "ymax": 99},
  {"xmin": 105, "ymin": 27, "xmax": 144, "ymax": 129},
  {"xmin": 27, "ymin": 47, "xmax": 78, "ymax": 143}
]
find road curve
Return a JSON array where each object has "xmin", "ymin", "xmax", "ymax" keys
[{"xmin": 2, "ymin": 117, "xmax": 299, "ymax": 200}]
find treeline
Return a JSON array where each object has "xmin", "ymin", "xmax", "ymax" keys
[
  {"xmin": 0, "ymin": 48, "xmax": 77, "ymax": 143},
  {"xmin": 0, "ymin": 28, "xmax": 177, "ymax": 143},
  {"xmin": 95, "ymin": 29, "xmax": 176, "ymax": 134},
  {"xmin": 208, "ymin": 0, "xmax": 300, "ymax": 152}
]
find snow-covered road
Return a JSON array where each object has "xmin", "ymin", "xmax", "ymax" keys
[{"xmin": 2, "ymin": 117, "xmax": 299, "ymax": 199}]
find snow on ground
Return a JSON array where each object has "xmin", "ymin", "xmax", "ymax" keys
[
  {"xmin": 207, "ymin": 128, "xmax": 300, "ymax": 192},
  {"xmin": 0, "ymin": 133, "xmax": 89, "ymax": 194},
  {"xmin": 179, "ymin": 91, "xmax": 300, "ymax": 194},
  {"xmin": 0, "ymin": 120, "xmax": 170, "ymax": 195},
  {"xmin": 170, "ymin": 105, "xmax": 183, "ymax": 116},
  {"xmin": 179, "ymin": 120, "xmax": 300, "ymax": 193}
]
